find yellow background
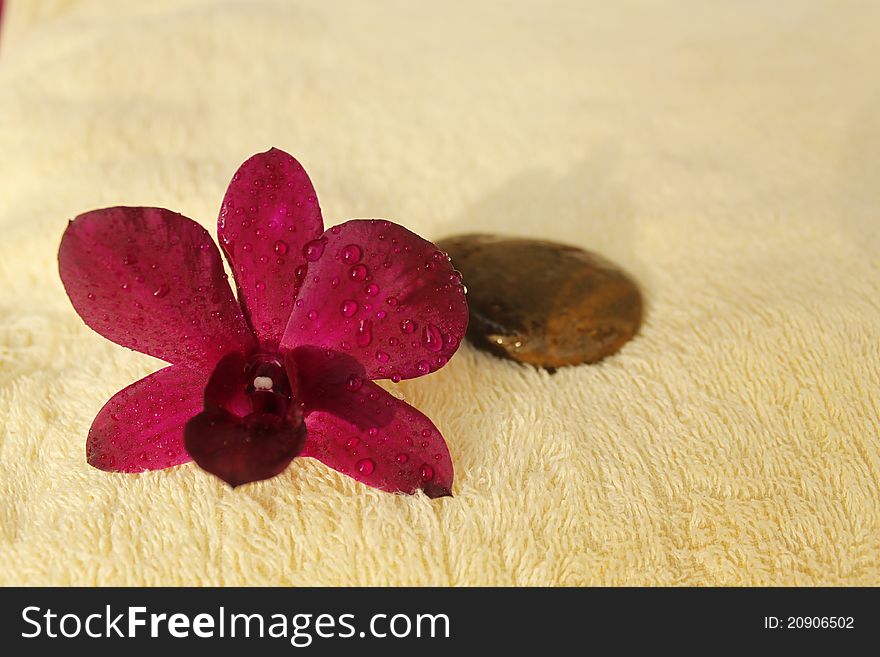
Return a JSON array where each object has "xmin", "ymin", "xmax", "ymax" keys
[{"xmin": 1, "ymin": 0, "xmax": 878, "ymax": 585}]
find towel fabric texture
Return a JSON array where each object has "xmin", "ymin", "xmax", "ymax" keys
[{"xmin": 0, "ymin": 0, "xmax": 878, "ymax": 586}]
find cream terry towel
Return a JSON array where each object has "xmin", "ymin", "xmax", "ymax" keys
[{"xmin": 0, "ymin": 0, "xmax": 878, "ymax": 585}]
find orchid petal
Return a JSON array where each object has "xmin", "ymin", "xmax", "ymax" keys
[
  {"xmin": 301, "ymin": 378, "xmax": 453, "ymax": 497},
  {"xmin": 59, "ymin": 207, "xmax": 255, "ymax": 372},
  {"xmin": 280, "ymin": 220, "xmax": 468, "ymax": 381},
  {"xmin": 218, "ymin": 148, "xmax": 324, "ymax": 349},
  {"xmin": 87, "ymin": 365, "xmax": 207, "ymax": 472}
]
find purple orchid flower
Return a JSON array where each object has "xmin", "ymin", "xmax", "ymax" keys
[{"xmin": 58, "ymin": 148, "xmax": 468, "ymax": 497}]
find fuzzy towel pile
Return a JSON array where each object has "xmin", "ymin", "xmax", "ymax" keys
[{"xmin": 1, "ymin": 0, "xmax": 878, "ymax": 585}]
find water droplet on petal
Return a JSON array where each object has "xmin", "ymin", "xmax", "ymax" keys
[
  {"xmin": 420, "ymin": 464, "xmax": 434, "ymax": 480},
  {"xmin": 242, "ymin": 243, "xmax": 253, "ymax": 253},
  {"xmin": 386, "ymin": 296, "xmax": 398, "ymax": 308},
  {"xmin": 255, "ymin": 281, "xmax": 266, "ymax": 291},
  {"xmin": 274, "ymin": 239, "xmax": 289, "ymax": 255},
  {"xmin": 391, "ymin": 374, "xmax": 401, "ymax": 383},
  {"xmin": 422, "ymin": 323, "xmax": 443, "ymax": 352},
  {"xmin": 341, "ymin": 244, "xmax": 362, "ymax": 264},
  {"xmin": 346, "ymin": 437, "xmax": 361, "ymax": 449},
  {"xmin": 341, "ymin": 299, "xmax": 359, "ymax": 317},
  {"xmin": 349, "ymin": 264, "xmax": 368, "ymax": 281},
  {"xmin": 295, "ymin": 265, "xmax": 307, "ymax": 279},
  {"xmin": 153, "ymin": 284, "xmax": 170, "ymax": 298},
  {"xmin": 396, "ymin": 453, "xmax": 409, "ymax": 464},
  {"xmin": 417, "ymin": 360, "xmax": 430, "ymax": 374},
  {"xmin": 365, "ymin": 283, "xmax": 380, "ymax": 297},
  {"xmin": 376, "ymin": 351, "xmax": 390, "ymax": 363},
  {"xmin": 307, "ymin": 310, "xmax": 319, "ymax": 321},
  {"xmin": 87, "ymin": 293, "xmax": 96, "ymax": 301},
  {"xmin": 400, "ymin": 319, "xmax": 417, "ymax": 334},
  {"xmin": 303, "ymin": 239, "xmax": 326, "ymax": 261},
  {"xmin": 346, "ymin": 374, "xmax": 363, "ymax": 391},
  {"xmin": 356, "ymin": 458, "xmax": 375, "ymax": 476},
  {"xmin": 356, "ymin": 319, "xmax": 373, "ymax": 347},
  {"xmin": 122, "ymin": 255, "xmax": 137, "ymax": 266}
]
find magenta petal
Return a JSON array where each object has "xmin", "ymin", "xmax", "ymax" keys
[
  {"xmin": 280, "ymin": 220, "xmax": 468, "ymax": 381},
  {"xmin": 302, "ymin": 379, "xmax": 453, "ymax": 497},
  {"xmin": 218, "ymin": 148, "xmax": 324, "ymax": 348},
  {"xmin": 59, "ymin": 207, "xmax": 255, "ymax": 371},
  {"xmin": 87, "ymin": 365, "xmax": 207, "ymax": 472}
]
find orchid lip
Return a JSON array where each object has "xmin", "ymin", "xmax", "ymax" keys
[{"xmin": 184, "ymin": 350, "xmax": 307, "ymax": 487}]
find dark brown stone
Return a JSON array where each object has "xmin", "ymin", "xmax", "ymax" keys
[{"xmin": 437, "ymin": 234, "xmax": 642, "ymax": 368}]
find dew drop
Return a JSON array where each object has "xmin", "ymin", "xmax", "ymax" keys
[
  {"xmin": 365, "ymin": 283, "xmax": 380, "ymax": 297},
  {"xmin": 346, "ymin": 374, "xmax": 363, "ymax": 392},
  {"xmin": 341, "ymin": 244, "xmax": 362, "ymax": 264},
  {"xmin": 349, "ymin": 264, "xmax": 368, "ymax": 281},
  {"xmin": 356, "ymin": 319, "xmax": 373, "ymax": 347},
  {"xmin": 356, "ymin": 458, "xmax": 376, "ymax": 476},
  {"xmin": 303, "ymin": 239, "xmax": 326, "ymax": 261},
  {"xmin": 242, "ymin": 243, "xmax": 253, "ymax": 253},
  {"xmin": 87, "ymin": 293, "xmax": 96, "ymax": 301},
  {"xmin": 417, "ymin": 360, "xmax": 430, "ymax": 374},
  {"xmin": 400, "ymin": 319, "xmax": 417, "ymax": 334},
  {"xmin": 153, "ymin": 284, "xmax": 170, "ymax": 298},
  {"xmin": 422, "ymin": 323, "xmax": 443, "ymax": 352},
  {"xmin": 391, "ymin": 374, "xmax": 402, "ymax": 383},
  {"xmin": 122, "ymin": 255, "xmax": 137, "ymax": 266},
  {"xmin": 255, "ymin": 281, "xmax": 266, "ymax": 291},
  {"xmin": 295, "ymin": 264, "xmax": 307, "ymax": 279},
  {"xmin": 346, "ymin": 437, "xmax": 361, "ymax": 449},
  {"xmin": 376, "ymin": 310, "xmax": 386, "ymax": 319},
  {"xmin": 274, "ymin": 239, "xmax": 289, "ymax": 255},
  {"xmin": 396, "ymin": 453, "xmax": 409, "ymax": 464},
  {"xmin": 420, "ymin": 464, "xmax": 434, "ymax": 480},
  {"xmin": 376, "ymin": 351, "xmax": 390, "ymax": 363},
  {"xmin": 307, "ymin": 310, "xmax": 319, "ymax": 321},
  {"xmin": 386, "ymin": 296, "xmax": 398, "ymax": 308},
  {"xmin": 341, "ymin": 299, "xmax": 359, "ymax": 317}
]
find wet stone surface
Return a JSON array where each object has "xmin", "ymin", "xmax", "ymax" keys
[{"xmin": 437, "ymin": 234, "xmax": 643, "ymax": 369}]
